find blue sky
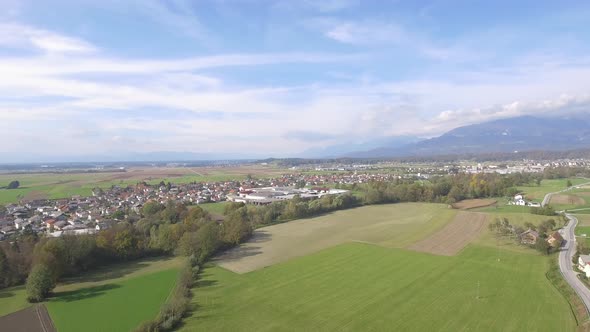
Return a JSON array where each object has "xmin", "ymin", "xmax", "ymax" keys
[{"xmin": 1, "ymin": 0, "xmax": 590, "ymax": 160}]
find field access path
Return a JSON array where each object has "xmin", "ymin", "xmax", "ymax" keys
[{"xmin": 559, "ymin": 214, "xmax": 590, "ymax": 314}]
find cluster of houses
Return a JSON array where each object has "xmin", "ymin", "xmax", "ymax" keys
[
  {"xmin": 0, "ymin": 171, "xmax": 378, "ymax": 241},
  {"xmin": 508, "ymin": 194, "xmax": 541, "ymax": 207},
  {"xmin": 519, "ymin": 228, "xmax": 563, "ymax": 246},
  {"xmin": 228, "ymin": 187, "xmax": 349, "ymax": 205}
]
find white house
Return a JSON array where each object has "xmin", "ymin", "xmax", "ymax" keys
[
  {"xmin": 514, "ymin": 194, "xmax": 523, "ymax": 201},
  {"xmin": 579, "ymin": 255, "xmax": 590, "ymax": 278}
]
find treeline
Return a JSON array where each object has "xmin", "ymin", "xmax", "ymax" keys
[
  {"xmin": 136, "ymin": 262, "xmax": 199, "ymax": 332},
  {"xmin": 530, "ymin": 206, "xmax": 556, "ymax": 216},
  {"xmin": 356, "ymin": 172, "xmax": 541, "ymax": 205},
  {"xmin": 0, "ymin": 200, "xmax": 253, "ymax": 302},
  {"xmin": 543, "ymin": 166, "xmax": 590, "ymax": 179}
]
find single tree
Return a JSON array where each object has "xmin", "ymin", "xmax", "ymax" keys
[
  {"xmin": 534, "ymin": 238, "xmax": 550, "ymax": 255},
  {"xmin": 26, "ymin": 264, "xmax": 55, "ymax": 302},
  {"xmin": 7, "ymin": 180, "xmax": 20, "ymax": 189},
  {"xmin": 566, "ymin": 180, "xmax": 573, "ymax": 188}
]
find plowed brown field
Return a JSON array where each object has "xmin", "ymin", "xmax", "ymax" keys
[
  {"xmin": 452, "ymin": 199, "xmax": 497, "ymax": 210},
  {"xmin": 549, "ymin": 194, "xmax": 586, "ymax": 205},
  {"xmin": 407, "ymin": 211, "xmax": 489, "ymax": 256}
]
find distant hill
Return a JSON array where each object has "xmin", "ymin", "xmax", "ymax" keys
[
  {"xmin": 300, "ymin": 136, "xmax": 420, "ymax": 158},
  {"xmin": 349, "ymin": 115, "xmax": 590, "ymax": 158}
]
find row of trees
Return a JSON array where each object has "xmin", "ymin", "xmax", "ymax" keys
[
  {"xmin": 357, "ymin": 172, "xmax": 541, "ymax": 205},
  {"xmin": 0, "ymin": 200, "xmax": 254, "ymax": 302},
  {"xmin": 530, "ymin": 205, "xmax": 557, "ymax": 216}
]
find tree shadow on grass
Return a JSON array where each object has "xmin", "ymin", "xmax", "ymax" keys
[
  {"xmin": 0, "ymin": 286, "xmax": 24, "ymax": 299},
  {"xmin": 195, "ymin": 279, "xmax": 218, "ymax": 288},
  {"xmin": 214, "ymin": 246, "xmax": 263, "ymax": 262},
  {"xmin": 59, "ymin": 256, "xmax": 175, "ymax": 285},
  {"xmin": 59, "ymin": 262, "xmax": 149, "ymax": 285},
  {"xmin": 51, "ymin": 284, "xmax": 120, "ymax": 303},
  {"xmin": 248, "ymin": 230, "xmax": 272, "ymax": 243},
  {"xmin": 0, "ymin": 291, "xmax": 14, "ymax": 299}
]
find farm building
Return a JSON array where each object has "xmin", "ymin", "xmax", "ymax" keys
[
  {"xmin": 579, "ymin": 255, "xmax": 590, "ymax": 278},
  {"xmin": 547, "ymin": 232, "xmax": 563, "ymax": 247}
]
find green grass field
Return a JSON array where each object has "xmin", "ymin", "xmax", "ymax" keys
[
  {"xmin": 45, "ymin": 256, "xmax": 183, "ymax": 332},
  {"xmin": 0, "ymin": 286, "xmax": 29, "ymax": 317},
  {"xmin": 182, "ymin": 243, "xmax": 575, "ymax": 331},
  {"xmin": 217, "ymin": 203, "xmax": 457, "ymax": 273},
  {"xmin": 575, "ymin": 226, "xmax": 590, "ymax": 237},
  {"xmin": 473, "ymin": 197, "xmax": 532, "ymax": 213},
  {"xmin": 0, "ymin": 256, "xmax": 183, "ymax": 331},
  {"xmin": 517, "ymin": 178, "xmax": 589, "ymax": 201},
  {"xmin": 197, "ymin": 202, "xmax": 229, "ymax": 215},
  {"xmin": 47, "ymin": 268, "xmax": 178, "ymax": 332}
]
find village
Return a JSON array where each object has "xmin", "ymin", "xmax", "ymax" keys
[{"xmin": 0, "ymin": 172, "xmax": 381, "ymax": 241}]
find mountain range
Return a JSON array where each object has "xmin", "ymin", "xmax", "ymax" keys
[{"xmin": 347, "ymin": 115, "xmax": 590, "ymax": 158}]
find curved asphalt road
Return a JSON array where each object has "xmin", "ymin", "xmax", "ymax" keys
[
  {"xmin": 541, "ymin": 180, "xmax": 590, "ymax": 314},
  {"xmin": 559, "ymin": 214, "xmax": 590, "ymax": 314}
]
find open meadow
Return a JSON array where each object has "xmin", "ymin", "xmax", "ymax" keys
[
  {"xmin": 517, "ymin": 178, "xmax": 589, "ymax": 202},
  {"xmin": 216, "ymin": 203, "xmax": 458, "ymax": 273},
  {"xmin": 46, "ymin": 256, "xmax": 183, "ymax": 332},
  {"xmin": 0, "ymin": 286, "xmax": 29, "ymax": 317},
  {"xmin": 0, "ymin": 256, "xmax": 184, "ymax": 332},
  {"xmin": 180, "ymin": 202, "xmax": 578, "ymax": 331},
  {"xmin": 183, "ymin": 243, "xmax": 575, "ymax": 332}
]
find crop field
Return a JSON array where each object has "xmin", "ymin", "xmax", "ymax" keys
[
  {"xmin": 452, "ymin": 198, "xmax": 497, "ymax": 210},
  {"xmin": 517, "ymin": 178, "xmax": 589, "ymax": 201},
  {"xmin": 183, "ymin": 243, "xmax": 575, "ymax": 331},
  {"xmin": 0, "ymin": 165, "xmax": 289, "ymax": 204},
  {"xmin": 216, "ymin": 203, "xmax": 458, "ymax": 273},
  {"xmin": 549, "ymin": 188, "xmax": 590, "ymax": 211},
  {"xmin": 550, "ymin": 194, "xmax": 586, "ymax": 206},
  {"xmin": 407, "ymin": 212, "xmax": 489, "ymax": 255},
  {"xmin": 577, "ymin": 214, "xmax": 590, "ymax": 226}
]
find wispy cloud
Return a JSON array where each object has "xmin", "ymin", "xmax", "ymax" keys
[
  {"xmin": 0, "ymin": 22, "xmax": 96, "ymax": 53},
  {"xmin": 307, "ymin": 17, "xmax": 480, "ymax": 62}
]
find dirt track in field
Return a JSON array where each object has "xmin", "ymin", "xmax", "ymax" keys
[
  {"xmin": 452, "ymin": 199, "xmax": 497, "ymax": 210},
  {"xmin": 0, "ymin": 305, "xmax": 56, "ymax": 332},
  {"xmin": 407, "ymin": 212, "xmax": 489, "ymax": 256},
  {"xmin": 549, "ymin": 194, "xmax": 586, "ymax": 205}
]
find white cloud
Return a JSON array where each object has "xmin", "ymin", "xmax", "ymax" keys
[
  {"xmin": 324, "ymin": 21, "xmax": 404, "ymax": 45},
  {"xmin": 2, "ymin": 19, "xmax": 590, "ymax": 158},
  {"xmin": 0, "ymin": 22, "xmax": 96, "ymax": 53}
]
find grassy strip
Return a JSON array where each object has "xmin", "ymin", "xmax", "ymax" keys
[
  {"xmin": 135, "ymin": 261, "xmax": 200, "ymax": 332},
  {"xmin": 546, "ymin": 255, "xmax": 589, "ymax": 327}
]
